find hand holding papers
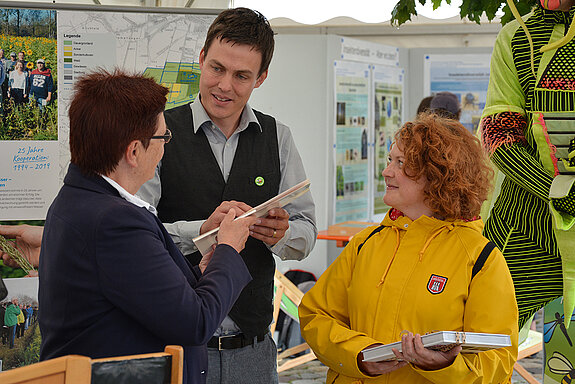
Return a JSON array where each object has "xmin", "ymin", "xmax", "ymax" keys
[
  {"xmin": 361, "ymin": 331, "xmax": 512, "ymax": 363},
  {"xmin": 193, "ymin": 180, "xmax": 311, "ymax": 256}
]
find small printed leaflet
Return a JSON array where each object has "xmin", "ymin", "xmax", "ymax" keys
[{"xmin": 192, "ymin": 179, "xmax": 311, "ymax": 256}]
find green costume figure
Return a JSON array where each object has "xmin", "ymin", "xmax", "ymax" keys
[{"xmin": 481, "ymin": 0, "xmax": 575, "ymax": 330}]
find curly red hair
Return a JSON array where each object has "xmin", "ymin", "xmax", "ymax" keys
[{"xmin": 395, "ymin": 113, "xmax": 493, "ymax": 221}]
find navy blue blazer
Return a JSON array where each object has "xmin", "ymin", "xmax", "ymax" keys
[{"xmin": 39, "ymin": 164, "xmax": 252, "ymax": 384}]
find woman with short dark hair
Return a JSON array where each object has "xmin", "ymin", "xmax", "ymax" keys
[{"xmin": 39, "ymin": 69, "xmax": 256, "ymax": 384}]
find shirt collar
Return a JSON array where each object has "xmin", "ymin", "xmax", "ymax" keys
[
  {"xmin": 101, "ymin": 175, "xmax": 158, "ymax": 216},
  {"xmin": 190, "ymin": 94, "xmax": 262, "ymax": 135}
]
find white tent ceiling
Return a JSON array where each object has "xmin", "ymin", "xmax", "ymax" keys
[{"xmin": 4, "ymin": 0, "xmax": 503, "ymax": 47}]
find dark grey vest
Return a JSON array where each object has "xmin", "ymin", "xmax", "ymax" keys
[{"xmin": 158, "ymin": 103, "xmax": 280, "ymax": 338}]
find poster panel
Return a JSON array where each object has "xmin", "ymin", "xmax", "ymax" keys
[
  {"xmin": 372, "ymin": 65, "xmax": 403, "ymax": 221},
  {"xmin": 0, "ymin": 9, "xmax": 58, "ymax": 220},
  {"xmin": 0, "ymin": 6, "xmax": 216, "ymax": 371},
  {"xmin": 423, "ymin": 54, "xmax": 491, "ymax": 133},
  {"xmin": 334, "ymin": 60, "xmax": 370, "ymax": 223},
  {"xmin": 57, "ymin": 10, "xmax": 215, "ymax": 178}
]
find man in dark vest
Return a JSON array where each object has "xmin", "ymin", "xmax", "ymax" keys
[{"xmin": 138, "ymin": 7, "xmax": 317, "ymax": 384}]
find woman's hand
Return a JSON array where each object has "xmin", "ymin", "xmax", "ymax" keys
[
  {"xmin": 394, "ymin": 332, "xmax": 462, "ymax": 371},
  {"xmin": 200, "ymin": 201, "xmax": 252, "ymax": 235},
  {"xmin": 217, "ymin": 208, "xmax": 257, "ymax": 253},
  {"xmin": 357, "ymin": 344, "xmax": 408, "ymax": 376}
]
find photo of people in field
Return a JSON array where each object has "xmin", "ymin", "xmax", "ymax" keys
[{"xmin": 0, "ymin": 9, "xmax": 57, "ymax": 141}]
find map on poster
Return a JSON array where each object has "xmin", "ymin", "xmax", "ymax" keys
[{"xmin": 57, "ymin": 10, "xmax": 215, "ymax": 180}]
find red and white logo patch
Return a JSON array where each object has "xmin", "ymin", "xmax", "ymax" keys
[{"xmin": 427, "ymin": 275, "xmax": 448, "ymax": 294}]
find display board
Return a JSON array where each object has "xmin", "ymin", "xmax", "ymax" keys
[
  {"xmin": 0, "ymin": 3, "xmax": 217, "ymax": 371},
  {"xmin": 372, "ymin": 65, "xmax": 403, "ymax": 221},
  {"xmin": 0, "ymin": 2, "xmax": 217, "ymax": 220},
  {"xmin": 334, "ymin": 60, "xmax": 370, "ymax": 223},
  {"xmin": 423, "ymin": 53, "xmax": 491, "ymax": 133}
]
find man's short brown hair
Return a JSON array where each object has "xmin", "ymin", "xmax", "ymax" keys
[{"xmin": 203, "ymin": 7, "xmax": 275, "ymax": 77}]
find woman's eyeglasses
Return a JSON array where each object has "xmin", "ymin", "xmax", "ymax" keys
[{"xmin": 151, "ymin": 128, "xmax": 172, "ymax": 144}]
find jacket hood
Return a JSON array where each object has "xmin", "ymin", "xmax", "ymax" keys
[
  {"xmin": 381, "ymin": 209, "xmax": 484, "ymax": 234},
  {"xmin": 373, "ymin": 209, "xmax": 484, "ymax": 287}
]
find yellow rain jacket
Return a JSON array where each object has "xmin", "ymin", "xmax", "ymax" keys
[{"xmin": 300, "ymin": 212, "xmax": 518, "ymax": 384}]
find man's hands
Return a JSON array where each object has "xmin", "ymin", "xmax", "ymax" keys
[
  {"xmin": 201, "ymin": 201, "xmax": 291, "ymax": 247},
  {"xmin": 249, "ymin": 208, "xmax": 290, "ymax": 246},
  {"xmin": 0, "ymin": 224, "xmax": 43, "ymax": 269},
  {"xmin": 393, "ymin": 332, "xmax": 461, "ymax": 371},
  {"xmin": 217, "ymin": 209, "xmax": 258, "ymax": 253}
]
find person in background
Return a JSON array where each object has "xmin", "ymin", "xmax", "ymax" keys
[
  {"xmin": 299, "ymin": 113, "xmax": 518, "ymax": 384},
  {"xmin": 429, "ymin": 91, "xmax": 461, "ymax": 120},
  {"xmin": 137, "ymin": 8, "xmax": 317, "ymax": 384},
  {"xmin": 4, "ymin": 298, "xmax": 21, "ymax": 349},
  {"xmin": 28, "ymin": 58, "xmax": 53, "ymax": 112},
  {"xmin": 415, "ymin": 95, "xmax": 433, "ymax": 116},
  {"xmin": 23, "ymin": 304, "xmax": 31, "ymax": 330},
  {"xmin": 8, "ymin": 60, "xmax": 28, "ymax": 105},
  {"xmin": 16, "ymin": 304, "xmax": 24, "ymax": 338},
  {"xmin": 0, "ymin": 49, "xmax": 6, "ymax": 111},
  {"xmin": 0, "ymin": 302, "xmax": 7, "ymax": 345},
  {"xmin": 38, "ymin": 69, "xmax": 256, "ymax": 384},
  {"xmin": 0, "ymin": 49, "xmax": 7, "ymax": 71},
  {"xmin": 25, "ymin": 305, "xmax": 33, "ymax": 327},
  {"xmin": 17, "ymin": 51, "xmax": 28, "ymax": 72},
  {"xmin": 7, "ymin": 52, "xmax": 17, "ymax": 73}
]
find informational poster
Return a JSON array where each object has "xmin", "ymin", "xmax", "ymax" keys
[
  {"xmin": 57, "ymin": 10, "xmax": 215, "ymax": 179},
  {"xmin": 0, "ymin": 9, "xmax": 58, "ymax": 220},
  {"xmin": 0, "ymin": 7, "xmax": 217, "ymax": 372},
  {"xmin": 334, "ymin": 60, "xmax": 370, "ymax": 223},
  {"xmin": 372, "ymin": 65, "xmax": 403, "ymax": 221},
  {"xmin": 423, "ymin": 54, "xmax": 491, "ymax": 133}
]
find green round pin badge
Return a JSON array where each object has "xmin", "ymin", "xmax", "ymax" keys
[{"xmin": 255, "ymin": 176, "xmax": 265, "ymax": 186}]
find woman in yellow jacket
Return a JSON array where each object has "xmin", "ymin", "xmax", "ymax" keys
[
  {"xmin": 299, "ymin": 113, "xmax": 518, "ymax": 384},
  {"xmin": 16, "ymin": 305, "xmax": 25, "ymax": 338}
]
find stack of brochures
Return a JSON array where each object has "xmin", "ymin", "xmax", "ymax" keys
[
  {"xmin": 192, "ymin": 179, "xmax": 311, "ymax": 256},
  {"xmin": 361, "ymin": 331, "xmax": 512, "ymax": 362}
]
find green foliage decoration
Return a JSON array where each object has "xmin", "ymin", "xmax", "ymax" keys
[{"xmin": 390, "ymin": 0, "xmax": 538, "ymax": 26}]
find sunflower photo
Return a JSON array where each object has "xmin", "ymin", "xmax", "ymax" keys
[{"xmin": 0, "ymin": 9, "xmax": 57, "ymax": 141}]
